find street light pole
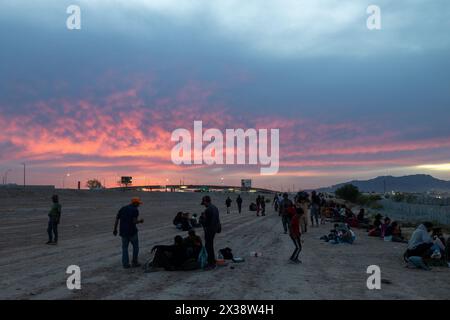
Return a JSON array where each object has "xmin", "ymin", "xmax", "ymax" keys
[{"xmin": 22, "ymin": 163, "xmax": 26, "ymax": 187}]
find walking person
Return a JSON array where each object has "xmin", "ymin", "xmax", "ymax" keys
[
  {"xmin": 273, "ymin": 194, "xmax": 279, "ymax": 212},
  {"xmin": 200, "ymin": 196, "xmax": 221, "ymax": 270},
  {"xmin": 113, "ymin": 197, "xmax": 144, "ymax": 269},
  {"xmin": 289, "ymin": 206, "xmax": 303, "ymax": 263},
  {"xmin": 225, "ymin": 196, "xmax": 232, "ymax": 214},
  {"xmin": 279, "ymin": 193, "xmax": 293, "ymax": 234},
  {"xmin": 236, "ymin": 195, "xmax": 243, "ymax": 213},
  {"xmin": 261, "ymin": 196, "xmax": 266, "ymax": 216},
  {"xmin": 46, "ymin": 195, "xmax": 61, "ymax": 245},
  {"xmin": 310, "ymin": 191, "xmax": 321, "ymax": 227},
  {"xmin": 256, "ymin": 195, "xmax": 261, "ymax": 216}
]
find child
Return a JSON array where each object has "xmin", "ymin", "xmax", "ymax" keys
[{"xmin": 289, "ymin": 206, "xmax": 304, "ymax": 263}]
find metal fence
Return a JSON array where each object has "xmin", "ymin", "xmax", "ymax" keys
[{"xmin": 378, "ymin": 199, "xmax": 450, "ymax": 225}]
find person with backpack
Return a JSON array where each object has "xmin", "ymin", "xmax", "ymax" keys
[
  {"xmin": 113, "ymin": 197, "xmax": 144, "ymax": 269},
  {"xmin": 46, "ymin": 195, "xmax": 61, "ymax": 245},
  {"xmin": 225, "ymin": 196, "xmax": 232, "ymax": 214},
  {"xmin": 236, "ymin": 195, "xmax": 243, "ymax": 213},
  {"xmin": 200, "ymin": 196, "xmax": 221, "ymax": 270},
  {"xmin": 289, "ymin": 206, "xmax": 303, "ymax": 263},
  {"xmin": 279, "ymin": 193, "xmax": 293, "ymax": 234}
]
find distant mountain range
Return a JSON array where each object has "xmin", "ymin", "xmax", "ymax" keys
[{"xmin": 318, "ymin": 174, "xmax": 450, "ymax": 193}]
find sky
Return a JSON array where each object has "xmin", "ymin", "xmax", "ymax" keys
[{"xmin": 0, "ymin": 0, "xmax": 450, "ymax": 190}]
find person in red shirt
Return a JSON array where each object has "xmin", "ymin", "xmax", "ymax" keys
[{"xmin": 289, "ymin": 206, "xmax": 304, "ymax": 263}]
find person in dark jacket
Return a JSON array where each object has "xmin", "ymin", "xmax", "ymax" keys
[
  {"xmin": 46, "ymin": 195, "xmax": 62, "ymax": 245},
  {"xmin": 236, "ymin": 195, "xmax": 243, "ymax": 213},
  {"xmin": 225, "ymin": 197, "xmax": 232, "ymax": 214},
  {"xmin": 113, "ymin": 197, "xmax": 144, "ymax": 269},
  {"xmin": 200, "ymin": 196, "xmax": 221, "ymax": 270}
]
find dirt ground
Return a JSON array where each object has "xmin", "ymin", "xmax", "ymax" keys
[{"xmin": 0, "ymin": 189, "xmax": 449, "ymax": 300}]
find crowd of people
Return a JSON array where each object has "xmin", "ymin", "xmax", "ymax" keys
[{"xmin": 44, "ymin": 190, "xmax": 450, "ymax": 273}]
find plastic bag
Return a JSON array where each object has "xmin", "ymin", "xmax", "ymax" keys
[{"xmin": 198, "ymin": 246, "xmax": 208, "ymax": 269}]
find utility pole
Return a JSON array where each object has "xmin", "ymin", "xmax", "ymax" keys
[{"xmin": 22, "ymin": 163, "xmax": 26, "ymax": 187}]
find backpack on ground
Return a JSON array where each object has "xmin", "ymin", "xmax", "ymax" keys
[{"xmin": 219, "ymin": 247, "xmax": 234, "ymax": 260}]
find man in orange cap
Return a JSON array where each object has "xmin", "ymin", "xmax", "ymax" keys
[{"xmin": 113, "ymin": 197, "xmax": 144, "ymax": 268}]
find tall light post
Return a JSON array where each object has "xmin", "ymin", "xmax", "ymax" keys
[{"xmin": 21, "ymin": 163, "xmax": 26, "ymax": 187}]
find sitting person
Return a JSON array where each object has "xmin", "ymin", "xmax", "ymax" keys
[
  {"xmin": 380, "ymin": 217, "xmax": 391, "ymax": 239},
  {"xmin": 384, "ymin": 221, "xmax": 407, "ymax": 242},
  {"xmin": 331, "ymin": 206, "xmax": 340, "ymax": 222},
  {"xmin": 338, "ymin": 224, "xmax": 356, "ymax": 244},
  {"xmin": 404, "ymin": 222, "xmax": 434, "ymax": 262},
  {"xmin": 189, "ymin": 213, "xmax": 201, "ymax": 228},
  {"xmin": 321, "ymin": 223, "xmax": 355, "ymax": 244},
  {"xmin": 405, "ymin": 223, "xmax": 448, "ymax": 269},
  {"xmin": 339, "ymin": 205, "xmax": 347, "ymax": 222},
  {"xmin": 368, "ymin": 214, "xmax": 383, "ymax": 237},
  {"xmin": 345, "ymin": 210, "xmax": 359, "ymax": 228},
  {"xmin": 173, "ymin": 212, "xmax": 192, "ymax": 231},
  {"xmin": 321, "ymin": 223, "xmax": 340, "ymax": 242},
  {"xmin": 357, "ymin": 208, "xmax": 368, "ymax": 223},
  {"xmin": 173, "ymin": 212, "xmax": 183, "ymax": 229},
  {"xmin": 183, "ymin": 229, "xmax": 203, "ymax": 260},
  {"xmin": 147, "ymin": 235, "xmax": 188, "ymax": 271},
  {"xmin": 431, "ymin": 228, "xmax": 446, "ymax": 257}
]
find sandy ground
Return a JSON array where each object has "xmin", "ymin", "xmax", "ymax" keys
[{"xmin": 0, "ymin": 189, "xmax": 449, "ymax": 300}]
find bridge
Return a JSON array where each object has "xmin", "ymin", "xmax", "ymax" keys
[{"xmin": 109, "ymin": 184, "xmax": 278, "ymax": 194}]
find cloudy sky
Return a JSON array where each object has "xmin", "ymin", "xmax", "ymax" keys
[{"xmin": 1, "ymin": 0, "xmax": 449, "ymax": 190}]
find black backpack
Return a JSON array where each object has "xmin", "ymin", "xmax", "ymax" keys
[{"xmin": 219, "ymin": 247, "xmax": 233, "ymax": 260}]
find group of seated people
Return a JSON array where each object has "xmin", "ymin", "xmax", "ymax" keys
[
  {"xmin": 404, "ymin": 222, "xmax": 450, "ymax": 270},
  {"xmin": 367, "ymin": 214, "xmax": 407, "ymax": 243},
  {"xmin": 173, "ymin": 212, "xmax": 201, "ymax": 231},
  {"xmin": 320, "ymin": 223, "xmax": 356, "ymax": 244},
  {"xmin": 145, "ymin": 230, "xmax": 204, "ymax": 272},
  {"xmin": 326, "ymin": 204, "xmax": 359, "ymax": 225}
]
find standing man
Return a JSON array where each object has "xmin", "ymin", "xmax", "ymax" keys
[
  {"xmin": 200, "ymin": 196, "xmax": 221, "ymax": 270},
  {"xmin": 225, "ymin": 196, "xmax": 232, "ymax": 214},
  {"xmin": 113, "ymin": 197, "xmax": 144, "ymax": 269},
  {"xmin": 289, "ymin": 206, "xmax": 303, "ymax": 263},
  {"xmin": 236, "ymin": 195, "xmax": 243, "ymax": 213},
  {"xmin": 279, "ymin": 193, "xmax": 293, "ymax": 234},
  {"xmin": 46, "ymin": 195, "xmax": 61, "ymax": 245}
]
